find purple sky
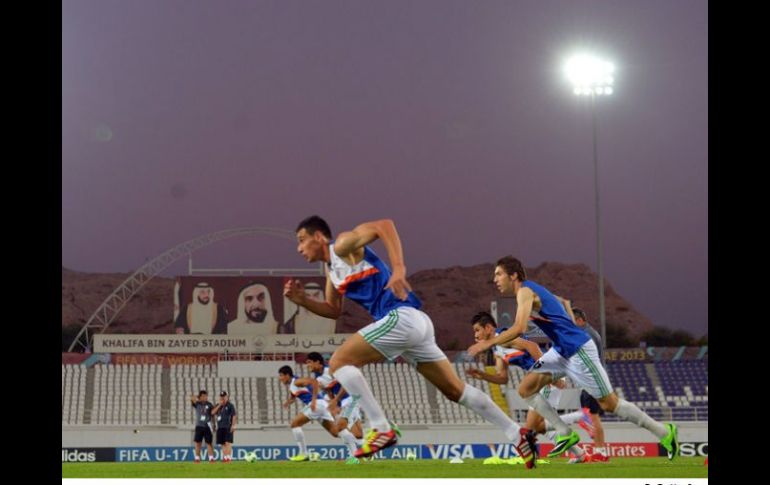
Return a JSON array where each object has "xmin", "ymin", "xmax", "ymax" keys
[{"xmin": 62, "ymin": 0, "xmax": 707, "ymax": 336}]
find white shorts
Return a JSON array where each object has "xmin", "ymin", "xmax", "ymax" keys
[
  {"xmin": 358, "ymin": 307, "xmax": 447, "ymax": 365},
  {"xmin": 530, "ymin": 340, "xmax": 613, "ymax": 399},
  {"xmin": 338, "ymin": 396, "xmax": 362, "ymax": 427},
  {"xmin": 301, "ymin": 399, "xmax": 334, "ymax": 423}
]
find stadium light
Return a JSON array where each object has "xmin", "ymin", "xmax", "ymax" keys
[
  {"xmin": 563, "ymin": 52, "xmax": 616, "ymax": 351},
  {"xmin": 565, "ymin": 54, "xmax": 615, "ymax": 96}
]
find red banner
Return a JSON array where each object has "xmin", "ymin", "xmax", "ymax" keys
[
  {"xmin": 538, "ymin": 442, "xmax": 660, "ymax": 458},
  {"xmin": 61, "ymin": 353, "xmax": 90, "ymax": 364}
]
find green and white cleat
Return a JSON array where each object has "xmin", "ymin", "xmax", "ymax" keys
[
  {"xmin": 389, "ymin": 420, "xmax": 402, "ymax": 438},
  {"xmin": 548, "ymin": 430, "xmax": 581, "ymax": 458},
  {"xmin": 289, "ymin": 454, "xmax": 309, "ymax": 462},
  {"xmin": 345, "ymin": 456, "xmax": 361, "ymax": 465},
  {"xmin": 660, "ymin": 423, "xmax": 680, "ymax": 460}
]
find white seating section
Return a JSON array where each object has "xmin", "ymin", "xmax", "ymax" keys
[
  {"xmin": 61, "ymin": 364, "xmax": 86, "ymax": 424},
  {"xmin": 91, "ymin": 364, "xmax": 162, "ymax": 425},
  {"xmin": 63, "ymin": 360, "xmax": 708, "ymax": 427}
]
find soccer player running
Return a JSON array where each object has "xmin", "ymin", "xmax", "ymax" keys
[
  {"xmin": 278, "ymin": 365, "xmax": 343, "ymax": 462},
  {"xmin": 467, "ymin": 256, "xmax": 679, "ymax": 460},
  {"xmin": 284, "ymin": 216, "xmax": 538, "ymax": 467},
  {"xmin": 466, "ymin": 311, "xmax": 589, "ymax": 463},
  {"xmin": 305, "ymin": 352, "xmax": 366, "ymax": 464}
]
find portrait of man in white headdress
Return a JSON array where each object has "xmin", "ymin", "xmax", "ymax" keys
[
  {"xmin": 227, "ymin": 282, "xmax": 278, "ymax": 335},
  {"xmin": 279, "ymin": 281, "xmax": 337, "ymax": 334},
  {"xmin": 174, "ymin": 282, "xmax": 228, "ymax": 334}
]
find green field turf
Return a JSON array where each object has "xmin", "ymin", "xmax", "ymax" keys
[{"xmin": 62, "ymin": 457, "xmax": 708, "ymax": 479}]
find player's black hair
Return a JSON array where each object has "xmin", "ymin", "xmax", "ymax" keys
[
  {"xmin": 306, "ymin": 352, "xmax": 324, "ymax": 364},
  {"xmin": 495, "ymin": 255, "xmax": 527, "ymax": 281},
  {"xmin": 470, "ymin": 311, "xmax": 497, "ymax": 327},
  {"xmin": 296, "ymin": 215, "xmax": 332, "ymax": 239}
]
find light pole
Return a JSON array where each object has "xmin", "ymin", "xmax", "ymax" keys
[{"xmin": 564, "ymin": 53, "xmax": 615, "ymax": 347}]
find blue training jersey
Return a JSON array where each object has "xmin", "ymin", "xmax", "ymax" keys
[
  {"xmin": 313, "ymin": 366, "xmax": 342, "ymax": 399},
  {"xmin": 327, "ymin": 243, "xmax": 421, "ymax": 320},
  {"xmin": 522, "ymin": 280, "xmax": 589, "ymax": 358},
  {"xmin": 492, "ymin": 329, "xmax": 536, "ymax": 370},
  {"xmin": 288, "ymin": 377, "xmax": 316, "ymax": 405}
]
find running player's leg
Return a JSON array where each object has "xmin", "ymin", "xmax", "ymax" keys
[
  {"xmin": 526, "ymin": 409, "xmax": 546, "ymax": 434},
  {"xmin": 321, "ymin": 417, "xmax": 340, "ymax": 437},
  {"xmin": 598, "ymin": 392, "xmax": 674, "ymax": 452},
  {"xmin": 569, "ymin": 340, "xmax": 677, "ymax": 458},
  {"xmin": 289, "ymin": 413, "xmax": 311, "ymax": 459},
  {"xmin": 517, "ymin": 352, "xmax": 583, "ymax": 457},
  {"xmin": 329, "ymin": 327, "xmax": 388, "ymax": 432},
  {"xmin": 527, "ymin": 391, "xmax": 586, "ymax": 460},
  {"xmin": 351, "ymin": 420, "xmax": 363, "ymax": 440},
  {"xmin": 518, "ymin": 371, "xmax": 570, "ymax": 433},
  {"xmin": 415, "ymin": 358, "xmax": 537, "ymax": 467},
  {"xmin": 404, "ymin": 308, "xmax": 528, "ymax": 442},
  {"xmin": 333, "ymin": 416, "xmax": 359, "ymax": 459},
  {"xmin": 592, "ymin": 412, "xmax": 607, "ymax": 450}
]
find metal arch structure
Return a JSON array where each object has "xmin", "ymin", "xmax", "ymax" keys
[{"xmin": 67, "ymin": 226, "xmax": 303, "ymax": 352}]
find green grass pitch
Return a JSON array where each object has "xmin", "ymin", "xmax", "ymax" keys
[{"xmin": 62, "ymin": 457, "xmax": 708, "ymax": 478}]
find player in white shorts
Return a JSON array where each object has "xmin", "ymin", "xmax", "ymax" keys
[
  {"xmin": 284, "ymin": 216, "xmax": 539, "ymax": 468},
  {"xmin": 278, "ymin": 365, "xmax": 338, "ymax": 462},
  {"xmin": 467, "ymin": 256, "xmax": 680, "ymax": 460},
  {"xmin": 305, "ymin": 352, "xmax": 367, "ymax": 464},
  {"xmin": 466, "ymin": 311, "xmax": 589, "ymax": 463}
]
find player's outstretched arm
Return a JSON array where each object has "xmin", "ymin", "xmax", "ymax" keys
[
  {"xmin": 511, "ymin": 337, "xmax": 543, "ymax": 361},
  {"xmin": 284, "ymin": 274, "xmax": 343, "ymax": 319},
  {"xmin": 468, "ymin": 288, "xmax": 534, "ymax": 357}
]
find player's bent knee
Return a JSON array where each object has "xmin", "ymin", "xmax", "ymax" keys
[
  {"xmin": 440, "ymin": 383, "xmax": 464, "ymax": 402},
  {"xmin": 329, "ymin": 355, "xmax": 355, "ymax": 374},
  {"xmin": 598, "ymin": 393, "xmax": 618, "ymax": 412},
  {"xmin": 518, "ymin": 383, "xmax": 537, "ymax": 399}
]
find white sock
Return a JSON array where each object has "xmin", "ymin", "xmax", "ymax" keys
[
  {"xmin": 544, "ymin": 430, "xmax": 558, "ymax": 441},
  {"xmin": 356, "ymin": 438, "xmax": 365, "ymax": 447},
  {"xmin": 568, "ymin": 445, "xmax": 585, "ymax": 457},
  {"xmin": 292, "ymin": 427, "xmax": 308, "ymax": 455},
  {"xmin": 613, "ymin": 399, "xmax": 668, "ymax": 439},
  {"xmin": 524, "ymin": 393, "xmax": 571, "ymax": 436},
  {"xmin": 560, "ymin": 410, "xmax": 584, "ymax": 425},
  {"xmin": 333, "ymin": 366, "xmax": 390, "ymax": 432},
  {"xmin": 194, "ymin": 454, "xmax": 200, "ymax": 460},
  {"xmin": 458, "ymin": 384, "xmax": 521, "ymax": 441},
  {"xmin": 339, "ymin": 428, "xmax": 358, "ymax": 457}
]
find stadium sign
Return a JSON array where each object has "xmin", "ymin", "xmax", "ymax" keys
[
  {"xmin": 109, "ymin": 442, "xmax": 691, "ymax": 462},
  {"xmin": 665, "ymin": 442, "xmax": 708, "ymax": 457},
  {"xmin": 61, "ymin": 448, "xmax": 116, "ymax": 462},
  {"xmin": 93, "ymin": 334, "xmax": 352, "ymax": 353}
]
